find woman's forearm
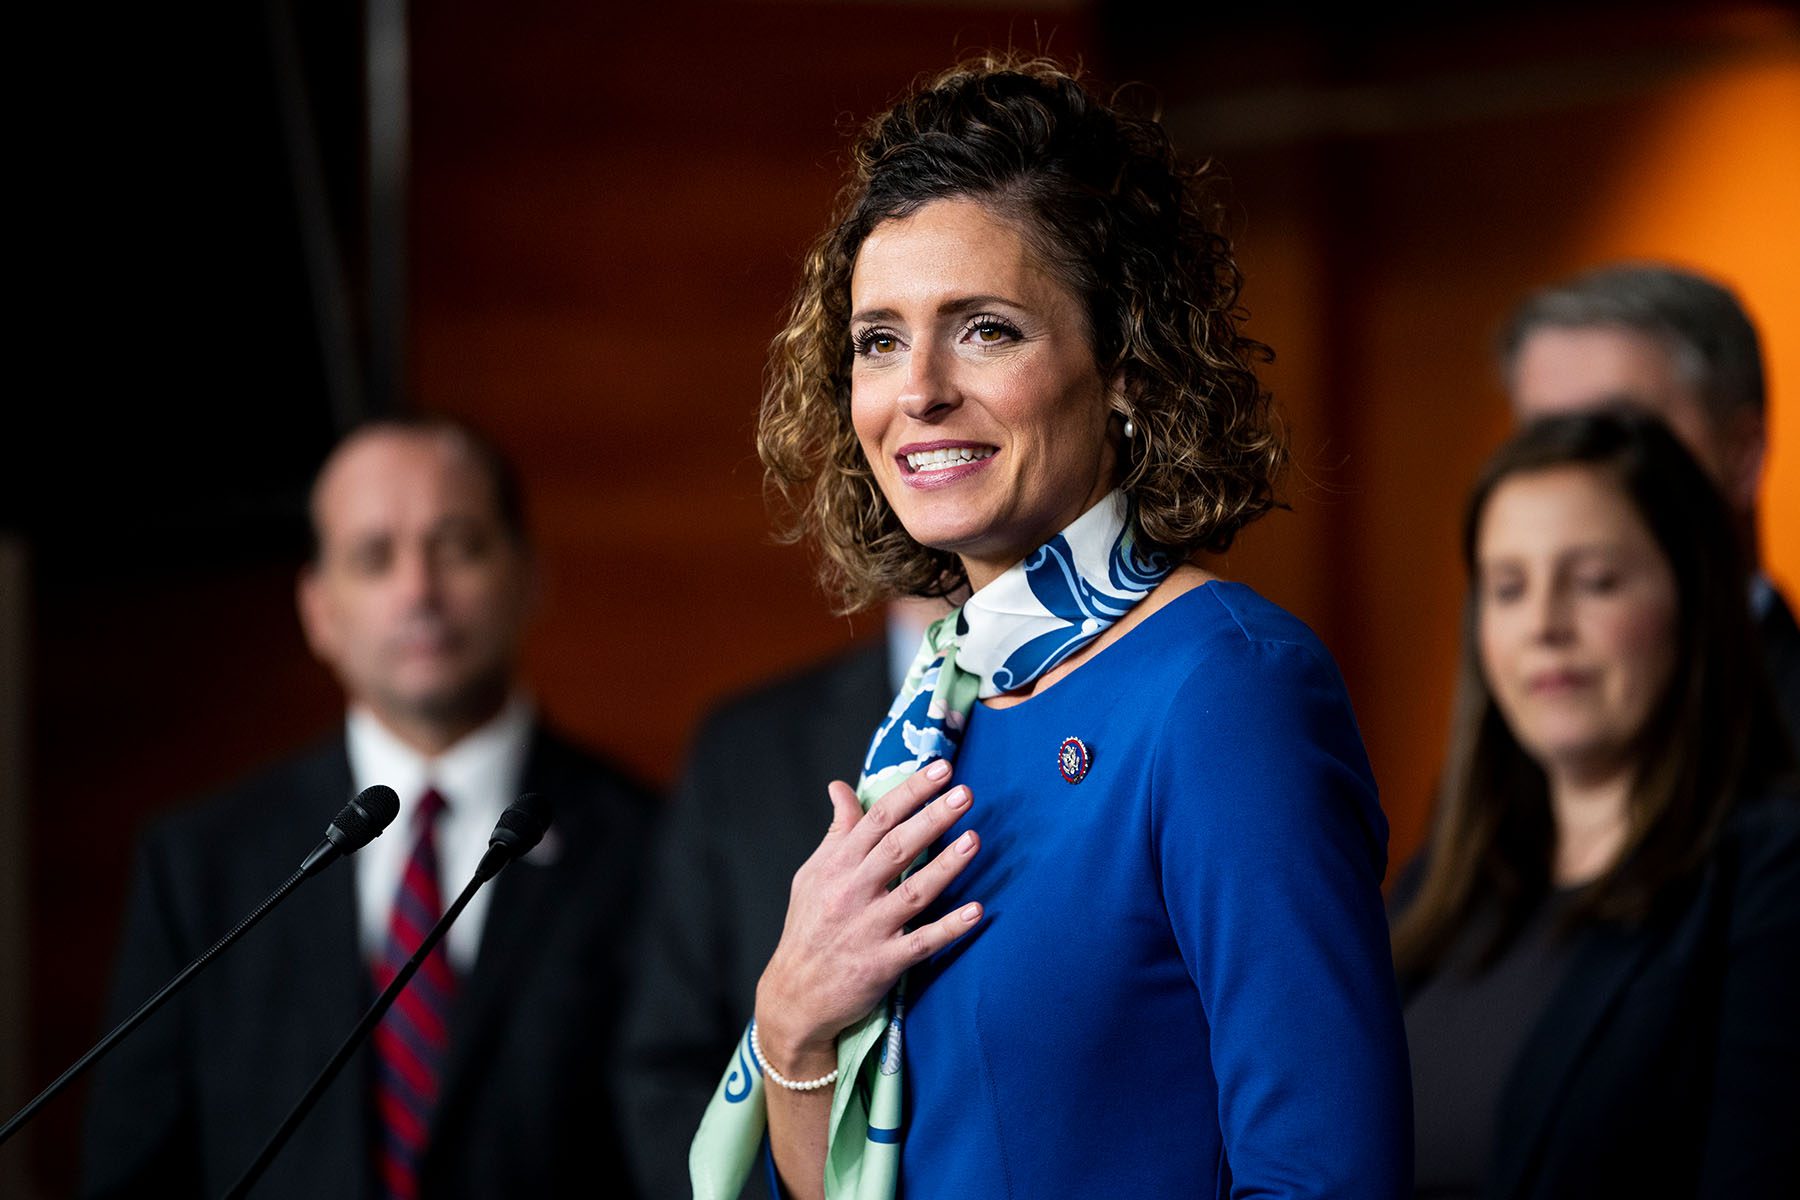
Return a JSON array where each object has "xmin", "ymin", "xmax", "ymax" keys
[
  {"xmin": 746, "ymin": 765, "xmax": 980, "ymax": 1197},
  {"xmin": 755, "ymin": 1007, "xmax": 840, "ymax": 1200}
]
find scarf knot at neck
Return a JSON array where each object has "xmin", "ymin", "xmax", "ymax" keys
[
  {"xmin": 860, "ymin": 490, "xmax": 1173, "ymax": 799},
  {"xmin": 955, "ymin": 491, "xmax": 1173, "ymax": 698}
]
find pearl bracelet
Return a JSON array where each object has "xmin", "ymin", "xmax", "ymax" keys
[{"xmin": 750, "ymin": 1021, "xmax": 840, "ymax": 1092}]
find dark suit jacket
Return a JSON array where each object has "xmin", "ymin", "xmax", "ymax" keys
[
  {"xmin": 1396, "ymin": 790, "xmax": 1800, "ymax": 1199},
  {"xmin": 613, "ymin": 641, "xmax": 891, "ymax": 1200},
  {"xmin": 81, "ymin": 723, "xmax": 657, "ymax": 1199},
  {"xmin": 1759, "ymin": 583, "xmax": 1800, "ymax": 755}
]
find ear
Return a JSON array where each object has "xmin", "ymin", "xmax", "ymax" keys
[
  {"xmin": 1105, "ymin": 369, "xmax": 1133, "ymax": 419},
  {"xmin": 296, "ymin": 564, "xmax": 339, "ymax": 667},
  {"xmin": 1720, "ymin": 407, "xmax": 1767, "ymax": 514},
  {"xmin": 516, "ymin": 544, "xmax": 545, "ymax": 622}
]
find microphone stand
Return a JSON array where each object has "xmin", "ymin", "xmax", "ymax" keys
[
  {"xmin": 224, "ymin": 861, "xmax": 491, "ymax": 1197},
  {"xmin": 3, "ymin": 863, "xmax": 311, "ymax": 1146},
  {"xmin": 0, "ymin": 786, "xmax": 397, "ymax": 1147}
]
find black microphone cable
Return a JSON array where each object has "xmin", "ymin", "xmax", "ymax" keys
[
  {"xmin": 224, "ymin": 792, "xmax": 552, "ymax": 1198},
  {"xmin": 0, "ymin": 784, "xmax": 401, "ymax": 1146}
]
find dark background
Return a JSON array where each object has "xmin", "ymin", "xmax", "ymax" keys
[{"xmin": 5, "ymin": 2, "xmax": 1797, "ymax": 1193}]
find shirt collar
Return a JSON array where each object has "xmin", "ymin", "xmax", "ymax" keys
[
  {"xmin": 345, "ymin": 694, "xmax": 535, "ymax": 825},
  {"xmin": 1751, "ymin": 572, "xmax": 1777, "ymax": 621}
]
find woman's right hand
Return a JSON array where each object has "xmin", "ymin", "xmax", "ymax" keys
[{"xmin": 753, "ymin": 758, "xmax": 983, "ymax": 1076}]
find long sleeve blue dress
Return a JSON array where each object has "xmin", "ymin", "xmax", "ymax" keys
[{"xmin": 899, "ymin": 581, "xmax": 1412, "ymax": 1197}]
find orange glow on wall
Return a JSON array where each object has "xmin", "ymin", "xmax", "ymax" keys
[{"xmin": 1576, "ymin": 51, "xmax": 1800, "ymax": 592}]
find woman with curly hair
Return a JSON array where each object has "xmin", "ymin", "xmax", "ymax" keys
[{"xmin": 690, "ymin": 55, "xmax": 1411, "ymax": 1199}]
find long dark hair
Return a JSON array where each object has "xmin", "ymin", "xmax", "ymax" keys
[{"xmin": 1392, "ymin": 408, "xmax": 1792, "ymax": 978}]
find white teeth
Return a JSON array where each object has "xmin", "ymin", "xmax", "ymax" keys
[{"xmin": 905, "ymin": 447, "xmax": 994, "ymax": 473}]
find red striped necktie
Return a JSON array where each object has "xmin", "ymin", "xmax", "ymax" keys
[{"xmin": 372, "ymin": 786, "xmax": 457, "ymax": 1199}]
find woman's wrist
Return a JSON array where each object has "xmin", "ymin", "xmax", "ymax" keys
[
  {"xmin": 752, "ymin": 982, "xmax": 840, "ymax": 1080},
  {"xmin": 752, "ymin": 1014, "xmax": 839, "ymax": 1080},
  {"xmin": 751, "ymin": 1021, "xmax": 840, "ymax": 1092}
]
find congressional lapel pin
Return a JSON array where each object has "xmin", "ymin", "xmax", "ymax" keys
[
  {"xmin": 523, "ymin": 825, "xmax": 562, "ymax": 866},
  {"xmin": 1057, "ymin": 736, "xmax": 1092, "ymax": 784}
]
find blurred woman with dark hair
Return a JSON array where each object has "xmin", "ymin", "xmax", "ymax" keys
[
  {"xmin": 688, "ymin": 54, "xmax": 1411, "ymax": 1200},
  {"xmin": 1393, "ymin": 408, "xmax": 1800, "ymax": 1199}
]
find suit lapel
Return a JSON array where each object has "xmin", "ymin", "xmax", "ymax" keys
[
  {"xmin": 433, "ymin": 726, "xmax": 587, "ymax": 1121},
  {"xmin": 264, "ymin": 743, "xmax": 377, "ymax": 1197},
  {"xmin": 1756, "ymin": 579, "xmax": 1800, "ymax": 656},
  {"xmin": 1757, "ymin": 582, "xmax": 1800, "ymax": 733},
  {"xmin": 812, "ymin": 640, "xmax": 894, "ymax": 784},
  {"xmin": 304, "ymin": 851, "xmax": 378, "ymax": 1195},
  {"xmin": 1491, "ymin": 921, "xmax": 1658, "ymax": 1198}
]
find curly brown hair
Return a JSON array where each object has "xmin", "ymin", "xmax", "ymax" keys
[{"xmin": 757, "ymin": 53, "xmax": 1284, "ymax": 612}]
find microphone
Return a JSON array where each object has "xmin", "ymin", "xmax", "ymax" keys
[
  {"xmin": 475, "ymin": 790, "xmax": 551, "ymax": 881},
  {"xmin": 0, "ymin": 785, "xmax": 401, "ymax": 1146},
  {"xmin": 301, "ymin": 784, "xmax": 404, "ymax": 876},
  {"xmin": 226, "ymin": 793, "xmax": 554, "ymax": 1197}
]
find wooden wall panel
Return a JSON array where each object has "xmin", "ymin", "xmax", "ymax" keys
[
  {"xmin": 21, "ymin": 564, "xmax": 341, "ymax": 1195},
  {"xmin": 409, "ymin": 2, "xmax": 1101, "ymax": 783},
  {"xmin": 13, "ymin": 7, "xmax": 1100, "ymax": 1194},
  {"xmin": 1149, "ymin": 8, "xmax": 1800, "ymax": 867}
]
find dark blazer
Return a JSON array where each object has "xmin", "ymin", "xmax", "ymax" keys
[
  {"xmin": 1396, "ymin": 790, "xmax": 1800, "ymax": 1199},
  {"xmin": 1759, "ymin": 583, "xmax": 1800, "ymax": 754},
  {"xmin": 614, "ymin": 641, "xmax": 891, "ymax": 1200},
  {"xmin": 81, "ymin": 723, "xmax": 657, "ymax": 1199}
]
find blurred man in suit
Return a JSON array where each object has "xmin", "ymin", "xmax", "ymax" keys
[
  {"xmin": 615, "ymin": 600, "xmax": 939, "ymax": 1199},
  {"xmin": 83, "ymin": 417, "xmax": 656, "ymax": 1199},
  {"xmin": 1503, "ymin": 262, "xmax": 1800, "ymax": 745}
]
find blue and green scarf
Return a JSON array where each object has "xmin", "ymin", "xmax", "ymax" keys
[{"xmin": 690, "ymin": 490, "xmax": 1172, "ymax": 1199}]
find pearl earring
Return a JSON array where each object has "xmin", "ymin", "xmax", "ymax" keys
[{"xmin": 1121, "ymin": 415, "xmax": 1137, "ymax": 440}]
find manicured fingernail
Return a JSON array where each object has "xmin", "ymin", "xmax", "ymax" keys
[
  {"xmin": 925, "ymin": 760, "xmax": 951, "ymax": 781},
  {"xmin": 956, "ymin": 830, "xmax": 976, "ymax": 853},
  {"xmin": 960, "ymin": 902, "xmax": 982, "ymax": 923},
  {"xmin": 945, "ymin": 786, "xmax": 970, "ymax": 809}
]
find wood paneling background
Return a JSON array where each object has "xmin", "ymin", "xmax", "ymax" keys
[{"xmin": 9, "ymin": 3, "xmax": 1796, "ymax": 1193}]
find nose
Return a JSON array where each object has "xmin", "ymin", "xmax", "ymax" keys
[
  {"xmin": 896, "ymin": 341, "xmax": 960, "ymax": 422},
  {"xmin": 394, "ymin": 544, "xmax": 443, "ymax": 609},
  {"xmin": 1528, "ymin": 582, "xmax": 1576, "ymax": 645}
]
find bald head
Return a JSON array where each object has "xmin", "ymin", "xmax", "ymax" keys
[
  {"xmin": 307, "ymin": 419, "xmax": 526, "ymax": 562},
  {"xmin": 298, "ymin": 421, "xmax": 535, "ymax": 753}
]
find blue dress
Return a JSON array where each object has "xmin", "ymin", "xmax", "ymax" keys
[{"xmin": 899, "ymin": 582, "xmax": 1412, "ymax": 1198}]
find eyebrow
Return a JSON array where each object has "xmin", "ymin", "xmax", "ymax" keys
[
  {"xmin": 849, "ymin": 293, "xmax": 1028, "ymax": 325},
  {"xmin": 1478, "ymin": 543, "xmax": 1630, "ymax": 567}
]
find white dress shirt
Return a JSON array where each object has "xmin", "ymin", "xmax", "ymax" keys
[{"xmin": 347, "ymin": 695, "xmax": 534, "ymax": 974}]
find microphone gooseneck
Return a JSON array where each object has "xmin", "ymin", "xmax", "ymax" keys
[
  {"xmin": 226, "ymin": 792, "xmax": 555, "ymax": 1198},
  {"xmin": 0, "ymin": 786, "xmax": 402, "ymax": 1147}
]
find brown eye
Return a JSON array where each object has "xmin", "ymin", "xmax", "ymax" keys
[
  {"xmin": 853, "ymin": 327, "xmax": 900, "ymax": 357},
  {"xmin": 347, "ymin": 540, "xmax": 392, "ymax": 577},
  {"xmin": 433, "ymin": 521, "xmax": 494, "ymax": 565},
  {"xmin": 965, "ymin": 315, "xmax": 1021, "ymax": 345},
  {"xmin": 1481, "ymin": 573, "xmax": 1524, "ymax": 605},
  {"xmin": 443, "ymin": 533, "xmax": 489, "ymax": 563}
]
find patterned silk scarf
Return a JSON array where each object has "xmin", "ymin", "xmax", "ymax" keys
[{"xmin": 689, "ymin": 490, "xmax": 1173, "ymax": 1199}]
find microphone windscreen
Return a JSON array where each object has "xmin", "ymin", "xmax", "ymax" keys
[
  {"xmin": 489, "ymin": 792, "xmax": 552, "ymax": 856},
  {"xmin": 331, "ymin": 784, "xmax": 402, "ymax": 852}
]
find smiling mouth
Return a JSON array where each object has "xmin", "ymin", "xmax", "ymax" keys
[{"xmin": 903, "ymin": 446, "xmax": 997, "ymax": 474}]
